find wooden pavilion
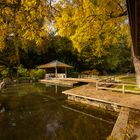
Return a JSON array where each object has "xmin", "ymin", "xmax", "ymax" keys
[{"xmin": 38, "ymin": 60, "xmax": 73, "ymax": 78}]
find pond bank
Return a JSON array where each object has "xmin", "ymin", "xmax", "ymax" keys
[
  {"xmin": 63, "ymin": 84, "xmax": 140, "ymax": 111},
  {"xmin": 39, "ymin": 79, "xmax": 79, "ymax": 87},
  {"xmin": 0, "ymin": 78, "xmax": 39, "ymax": 93}
]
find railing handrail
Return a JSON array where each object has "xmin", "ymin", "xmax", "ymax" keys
[
  {"xmin": 96, "ymin": 81, "xmax": 140, "ymax": 94},
  {"xmin": 97, "ymin": 81, "xmax": 136, "ymax": 87}
]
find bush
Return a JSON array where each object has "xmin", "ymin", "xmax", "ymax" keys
[
  {"xmin": 29, "ymin": 69, "xmax": 46, "ymax": 80},
  {"xmin": 36, "ymin": 69, "xmax": 46, "ymax": 79},
  {"xmin": 29, "ymin": 69, "xmax": 36, "ymax": 80},
  {"xmin": 0, "ymin": 66, "xmax": 14, "ymax": 79},
  {"xmin": 1, "ymin": 68, "xmax": 9, "ymax": 78},
  {"xmin": 17, "ymin": 65, "xmax": 29, "ymax": 77},
  {"xmin": 90, "ymin": 69, "xmax": 99, "ymax": 75},
  {"xmin": 18, "ymin": 77, "xmax": 31, "ymax": 80},
  {"xmin": 81, "ymin": 69, "xmax": 99, "ymax": 75},
  {"xmin": 81, "ymin": 70, "xmax": 91, "ymax": 75}
]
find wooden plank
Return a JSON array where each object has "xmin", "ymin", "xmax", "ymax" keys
[
  {"xmin": 110, "ymin": 107, "xmax": 130, "ymax": 140},
  {"xmin": 98, "ymin": 87, "xmax": 122, "ymax": 91}
]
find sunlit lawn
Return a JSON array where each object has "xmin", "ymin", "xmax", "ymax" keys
[{"xmin": 116, "ymin": 75, "xmax": 136, "ymax": 83}]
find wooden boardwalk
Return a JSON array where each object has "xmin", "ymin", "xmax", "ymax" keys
[
  {"xmin": 110, "ymin": 107, "xmax": 130, "ymax": 140},
  {"xmin": 63, "ymin": 84, "xmax": 140, "ymax": 110}
]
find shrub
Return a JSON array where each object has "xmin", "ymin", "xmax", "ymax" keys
[
  {"xmin": 81, "ymin": 70, "xmax": 91, "ymax": 75},
  {"xmin": 29, "ymin": 69, "xmax": 36, "ymax": 80},
  {"xmin": 81, "ymin": 69, "xmax": 99, "ymax": 75},
  {"xmin": 1, "ymin": 68, "xmax": 9, "ymax": 78},
  {"xmin": 68, "ymin": 71, "xmax": 79, "ymax": 78},
  {"xmin": 17, "ymin": 65, "xmax": 29, "ymax": 77},
  {"xmin": 0, "ymin": 65, "xmax": 14, "ymax": 79},
  {"xmin": 90, "ymin": 69, "xmax": 99, "ymax": 75},
  {"xmin": 29, "ymin": 69, "xmax": 46, "ymax": 80},
  {"xmin": 35, "ymin": 69, "xmax": 46, "ymax": 79}
]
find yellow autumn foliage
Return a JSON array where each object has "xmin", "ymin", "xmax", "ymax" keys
[
  {"xmin": 0, "ymin": 0, "xmax": 51, "ymax": 50},
  {"xmin": 55, "ymin": 0, "xmax": 130, "ymax": 56}
]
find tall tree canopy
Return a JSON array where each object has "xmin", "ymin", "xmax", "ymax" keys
[
  {"xmin": 0, "ymin": 0, "xmax": 134, "ymax": 79},
  {"xmin": 54, "ymin": 0, "xmax": 130, "ymax": 56}
]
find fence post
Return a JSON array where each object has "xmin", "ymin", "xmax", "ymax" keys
[
  {"xmin": 122, "ymin": 84, "xmax": 125, "ymax": 94},
  {"xmin": 96, "ymin": 82, "xmax": 98, "ymax": 91}
]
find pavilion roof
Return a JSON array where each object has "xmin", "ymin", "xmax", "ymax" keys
[{"xmin": 37, "ymin": 60, "xmax": 73, "ymax": 69}]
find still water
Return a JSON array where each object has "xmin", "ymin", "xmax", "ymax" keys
[{"xmin": 0, "ymin": 83, "xmax": 116, "ymax": 140}]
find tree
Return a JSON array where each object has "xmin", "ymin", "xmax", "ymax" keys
[
  {"xmin": 126, "ymin": 0, "xmax": 140, "ymax": 87},
  {"xmin": 54, "ymin": 0, "xmax": 130, "ymax": 56},
  {"xmin": 0, "ymin": 0, "xmax": 52, "ymax": 50},
  {"xmin": 54, "ymin": 0, "xmax": 136, "ymax": 75},
  {"xmin": 0, "ymin": 0, "xmax": 54, "ymax": 77}
]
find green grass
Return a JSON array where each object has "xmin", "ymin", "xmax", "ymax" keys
[
  {"xmin": 115, "ymin": 85, "xmax": 140, "ymax": 92},
  {"xmin": 115, "ymin": 74, "xmax": 136, "ymax": 83}
]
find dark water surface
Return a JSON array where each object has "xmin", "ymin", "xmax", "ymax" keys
[{"xmin": 0, "ymin": 83, "xmax": 116, "ymax": 140}]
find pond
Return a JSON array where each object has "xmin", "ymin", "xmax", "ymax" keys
[{"xmin": 0, "ymin": 83, "xmax": 116, "ymax": 140}]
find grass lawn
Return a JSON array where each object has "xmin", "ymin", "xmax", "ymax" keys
[
  {"xmin": 115, "ymin": 85, "xmax": 140, "ymax": 92},
  {"xmin": 116, "ymin": 75, "xmax": 136, "ymax": 83}
]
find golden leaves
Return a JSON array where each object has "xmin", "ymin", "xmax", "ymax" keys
[
  {"xmin": 21, "ymin": 0, "xmax": 37, "ymax": 10},
  {"xmin": 55, "ymin": 0, "xmax": 129, "ymax": 57},
  {"xmin": 6, "ymin": 0, "xmax": 17, "ymax": 4},
  {"xmin": 2, "ymin": 7, "xmax": 13, "ymax": 17},
  {"xmin": 0, "ymin": 0, "xmax": 51, "ymax": 49}
]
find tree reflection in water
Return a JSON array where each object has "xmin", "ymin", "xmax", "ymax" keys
[{"xmin": 0, "ymin": 83, "xmax": 116, "ymax": 140}]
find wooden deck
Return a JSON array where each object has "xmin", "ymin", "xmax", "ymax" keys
[
  {"xmin": 63, "ymin": 84, "xmax": 140, "ymax": 110},
  {"xmin": 110, "ymin": 107, "xmax": 130, "ymax": 140}
]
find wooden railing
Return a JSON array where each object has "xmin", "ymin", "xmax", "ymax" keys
[{"xmin": 96, "ymin": 81, "xmax": 140, "ymax": 94}]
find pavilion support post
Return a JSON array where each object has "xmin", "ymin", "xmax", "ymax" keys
[
  {"xmin": 55, "ymin": 67, "xmax": 58, "ymax": 78},
  {"xmin": 65, "ymin": 67, "xmax": 67, "ymax": 78}
]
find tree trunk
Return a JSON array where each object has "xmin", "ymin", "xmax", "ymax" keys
[
  {"xmin": 133, "ymin": 54, "xmax": 140, "ymax": 88},
  {"xmin": 126, "ymin": 0, "xmax": 140, "ymax": 87}
]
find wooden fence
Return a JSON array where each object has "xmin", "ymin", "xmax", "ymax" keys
[{"xmin": 96, "ymin": 81, "xmax": 140, "ymax": 94}]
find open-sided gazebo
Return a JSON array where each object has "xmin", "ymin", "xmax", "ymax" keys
[{"xmin": 38, "ymin": 60, "xmax": 72, "ymax": 78}]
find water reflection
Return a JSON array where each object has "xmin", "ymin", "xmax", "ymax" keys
[
  {"xmin": 0, "ymin": 83, "xmax": 116, "ymax": 140},
  {"xmin": 0, "ymin": 104, "xmax": 5, "ymax": 113}
]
